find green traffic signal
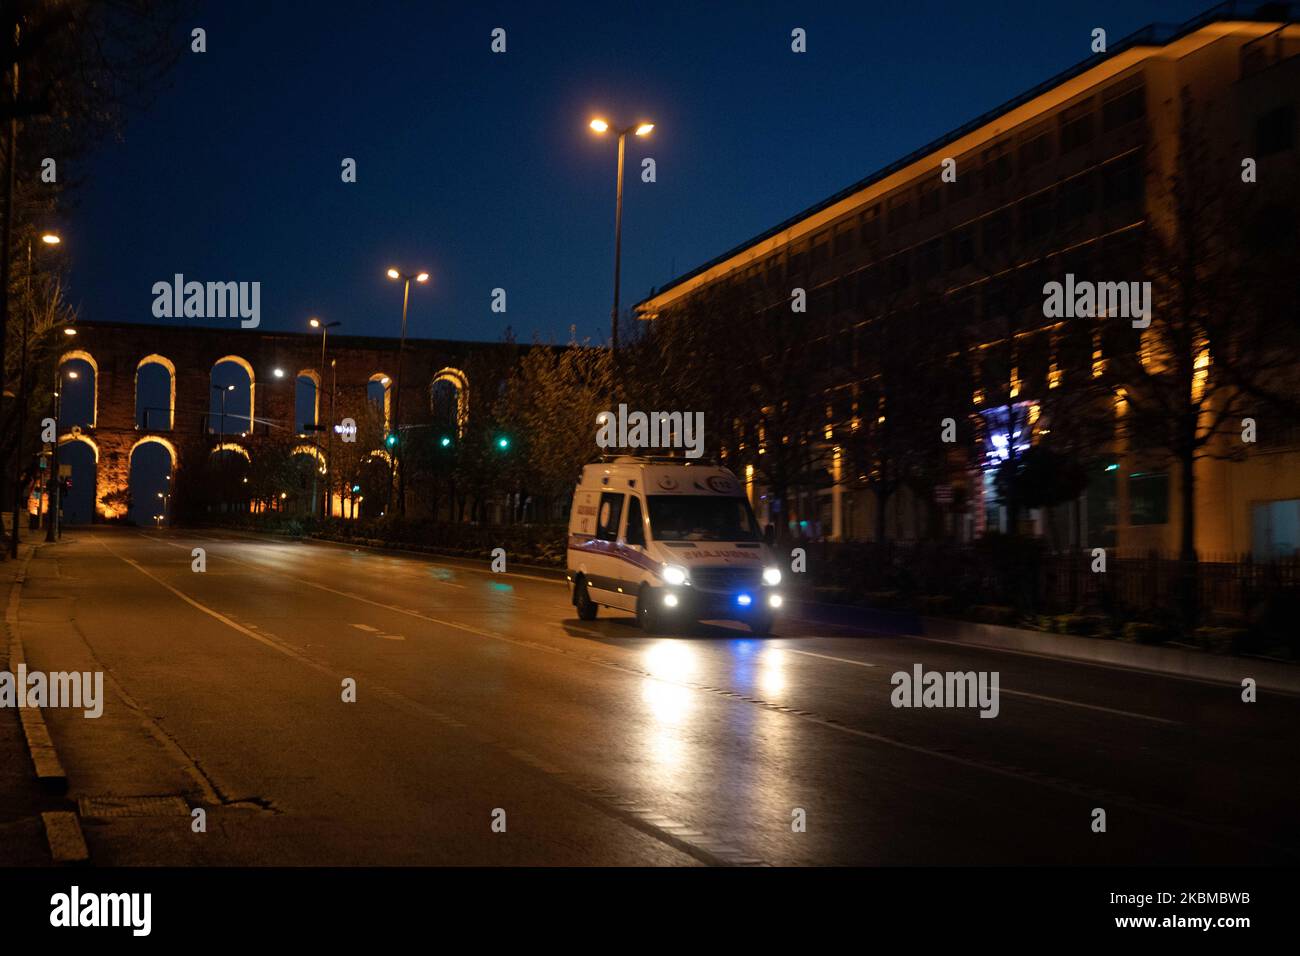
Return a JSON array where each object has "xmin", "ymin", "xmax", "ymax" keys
[
  {"xmin": 496, "ymin": 436, "xmax": 510, "ymax": 450},
  {"xmin": 440, "ymin": 435, "xmax": 452, "ymax": 448},
  {"xmin": 385, "ymin": 433, "xmax": 397, "ymax": 448}
]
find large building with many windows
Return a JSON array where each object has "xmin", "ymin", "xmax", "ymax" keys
[{"xmin": 637, "ymin": 4, "xmax": 1300, "ymax": 558}]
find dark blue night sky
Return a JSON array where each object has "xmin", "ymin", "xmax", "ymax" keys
[{"xmin": 65, "ymin": 0, "xmax": 1196, "ymax": 345}]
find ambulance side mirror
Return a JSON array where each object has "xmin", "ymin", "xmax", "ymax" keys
[{"xmin": 763, "ymin": 523, "xmax": 776, "ymax": 547}]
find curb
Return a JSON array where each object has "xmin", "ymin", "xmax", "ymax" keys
[
  {"xmin": 4, "ymin": 545, "xmax": 88, "ymax": 866},
  {"xmin": 4, "ymin": 549, "xmax": 69, "ymax": 792},
  {"xmin": 41, "ymin": 811, "xmax": 90, "ymax": 864}
]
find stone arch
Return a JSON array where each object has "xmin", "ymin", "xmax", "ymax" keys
[
  {"xmin": 128, "ymin": 436, "xmax": 178, "ymax": 525},
  {"xmin": 136, "ymin": 354, "xmax": 177, "ymax": 431},
  {"xmin": 210, "ymin": 442, "xmax": 251, "ymax": 462},
  {"xmin": 296, "ymin": 368, "xmax": 321, "ymax": 433},
  {"xmin": 130, "ymin": 434, "xmax": 179, "ymax": 469},
  {"xmin": 211, "ymin": 354, "xmax": 256, "ymax": 434},
  {"xmin": 58, "ymin": 349, "xmax": 99, "ymax": 427},
  {"xmin": 368, "ymin": 373, "xmax": 392, "ymax": 430},
  {"xmin": 431, "ymin": 366, "xmax": 469, "ymax": 436},
  {"xmin": 55, "ymin": 433, "xmax": 100, "ymax": 523},
  {"xmin": 57, "ymin": 432, "xmax": 99, "ymax": 462},
  {"xmin": 291, "ymin": 443, "xmax": 326, "ymax": 474}
]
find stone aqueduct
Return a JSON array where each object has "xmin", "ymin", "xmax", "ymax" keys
[{"xmin": 52, "ymin": 320, "xmax": 504, "ymax": 520}]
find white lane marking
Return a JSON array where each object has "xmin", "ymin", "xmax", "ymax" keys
[
  {"xmin": 784, "ymin": 637, "xmax": 1174, "ymax": 725},
  {"xmin": 351, "ymin": 623, "xmax": 379, "ymax": 632},
  {"xmin": 786, "ymin": 648, "xmax": 877, "ymax": 668},
  {"xmin": 784, "ymin": 614, "xmax": 1296, "ymax": 695},
  {"xmin": 94, "ymin": 539, "xmax": 338, "ymax": 680},
  {"xmin": 997, "ymin": 687, "xmax": 1178, "ymax": 725}
]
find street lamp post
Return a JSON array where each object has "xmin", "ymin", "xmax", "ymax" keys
[
  {"xmin": 589, "ymin": 118, "xmax": 653, "ymax": 352},
  {"xmin": 384, "ymin": 268, "xmax": 428, "ymax": 516},
  {"xmin": 211, "ymin": 383, "xmax": 235, "ymax": 512},
  {"xmin": 9, "ymin": 232, "xmax": 63, "ymax": 557},
  {"xmin": 45, "ymin": 363, "xmax": 78, "ymax": 543},
  {"xmin": 328, "ymin": 358, "xmax": 337, "ymax": 517},
  {"xmin": 309, "ymin": 318, "xmax": 341, "ymax": 518},
  {"xmin": 211, "ymin": 383, "xmax": 235, "ymax": 441}
]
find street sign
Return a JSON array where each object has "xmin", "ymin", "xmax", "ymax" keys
[{"xmin": 58, "ymin": 464, "xmax": 72, "ymax": 477}]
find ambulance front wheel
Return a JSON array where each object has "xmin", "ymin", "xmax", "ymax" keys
[
  {"xmin": 637, "ymin": 586, "xmax": 667, "ymax": 634},
  {"xmin": 574, "ymin": 577, "xmax": 599, "ymax": 621}
]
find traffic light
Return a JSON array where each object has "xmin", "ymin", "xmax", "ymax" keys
[
  {"xmin": 495, "ymin": 435, "xmax": 510, "ymax": 451},
  {"xmin": 439, "ymin": 435, "xmax": 452, "ymax": 448},
  {"xmin": 385, "ymin": 433, "xmax": 397, "ymax": 449}
]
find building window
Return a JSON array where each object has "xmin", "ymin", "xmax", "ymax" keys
[
  {"xmin": 918, "ymin": 180, "xmax": 942, "ymax": 218},
  {"xmin": 1059, "ymin": 172, "xmax": 1094, "ymax": 223},
  {"xmin": 788, "ymin": 244, "xmax": 808, "ymax": 279},
  {"xmin": 1128, "ymin": 472, "xmax": 1169, "ymax": 526},
  {"xmin": 917, "ymin": 238, "xmax": 943, "ymax": 279},
  {"xmin": 858, "ymin": 205, "xmax": 881, "ymax": 245},
  {"xmin": 980, "ymin": 209, "xmax": 1012, "ymax": 257},
  {"xmin": 1060, "ymin": 102, "xmax": 1094, "ymax": 153},
  {"xmin": 887, "ymin": 196, "xmax": 913, "ymax": 232},
  {"xmin": 834, "ymin": 221, "xmax": 855, "ymax": 258},
  {"xmin": 1256, "ymin": 102, "xmax": 1295, "ymax": 156},
  {"xmin": 982, "ymin": 146, "xmax": 1013, "ymax": 190},
  {"xmin": 1252, "ymin": 499, "xmax": 1300, "ymax": 560},
  {"xmin": 1103, "ymin": 153, "xmax": 1143, "ymax": 207},
  {"xmin": 1018, "ymin": 127, "xmax": 1052, "ymax": 170},
  {"xmin": 1102, "ymin": 83, "xmax": 1145, "ymax": 131},
  {"xmin": 952, "ymin": 158, "xmax": 977, "ymax": 201},
  {"xmin": 886, "ymin": 253, "xmax": 910, "ymax": 293},
  {"xmin": 1023, "ymin": 190, "xmax": 1055, "ymax": 240},
  {"xmin": 948, "ymin": 225, "xmax": 975, "ymax": 268}
]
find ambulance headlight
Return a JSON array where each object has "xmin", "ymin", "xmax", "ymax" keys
[
  {"xmin": 662, "ymin": 565, "xmax": 689, "ymax": 586},
  {"xmin": 762, "ymin": 567, "xmax": 782, "ymax": 586}
]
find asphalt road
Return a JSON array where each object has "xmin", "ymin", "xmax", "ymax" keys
[{"xmin": 13, "ymin": 526, "xmax": 1300, "ymax": 865}]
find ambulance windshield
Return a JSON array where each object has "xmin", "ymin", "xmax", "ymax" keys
[{"xmin": 646, "ymin": 495, "xmax": 762, "ymax": 542}]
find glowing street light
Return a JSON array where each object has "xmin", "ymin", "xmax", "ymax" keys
[
  {"xmin": 309, "ymin": 316, "xmax": 341, "ymax": 518},
  {"xmin": 384, "ymin": 267, "xmax": 430, "ymax": 515},
  {"xmin": 588, "ymin": 115, "xmax": 655, "ymax": 351}
]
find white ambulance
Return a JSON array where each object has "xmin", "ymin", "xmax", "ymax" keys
[{"xmin": 566, "ymin": 456, "xmax": 783, "ymax": 635}]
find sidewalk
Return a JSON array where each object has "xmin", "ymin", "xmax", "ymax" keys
[
  {"xmin": 0, "ymin": 544, "xmax": 53, "ymax": 865},
  {"xmin": 789, "ymin": 599, "xmax": 1300, "ymax": 693}
]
